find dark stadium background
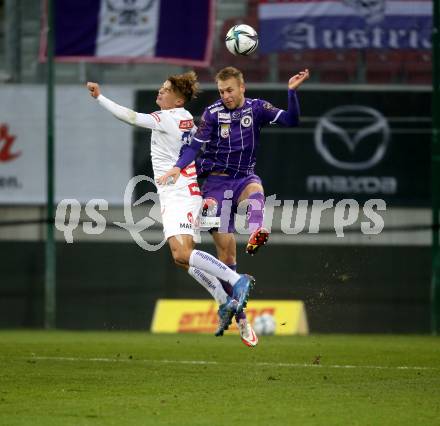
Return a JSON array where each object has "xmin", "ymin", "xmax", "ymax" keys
[{"xmin": 0, "ymin": 0, "xmax": 437, "ymax": 334}]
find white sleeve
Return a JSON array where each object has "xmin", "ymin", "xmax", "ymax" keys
[{"xmin": 97, "ymin": 94, "xmax": 158, "ymax": 130}]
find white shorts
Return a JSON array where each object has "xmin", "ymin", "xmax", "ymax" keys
[{"xmin": 159, "ymin": 181, "xmax": 202, "ymax": 243}]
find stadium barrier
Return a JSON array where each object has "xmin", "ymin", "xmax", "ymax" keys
[{"xmin": 151, "ymin": 299, "xmax": 309, "ymax": 335}]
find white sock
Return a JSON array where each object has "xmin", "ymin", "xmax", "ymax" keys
[
  {"xmin": 189, "ymin": 250, "xmax": 241, "ymax": 285},
  {"xmin": 188, "ymin": 267, "xmax": 228, "ymax": 305}
]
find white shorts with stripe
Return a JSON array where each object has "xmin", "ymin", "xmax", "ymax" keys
[{"xmin": 158, "ymin": 174, "xmax": 202, "ymax": 243}]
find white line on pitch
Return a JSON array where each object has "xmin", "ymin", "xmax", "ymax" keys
[{"xmin": 17, "ymin": 356, "xmax": 439, "ymax": 371}]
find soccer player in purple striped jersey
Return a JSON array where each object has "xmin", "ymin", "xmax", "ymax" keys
[{"xmin": 158, "ymin": 67, "xmax": 309, "ymax": 344}]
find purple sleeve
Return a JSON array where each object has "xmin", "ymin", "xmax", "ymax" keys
[
  {"xmin": 192, "ymin": 110, "xmax": 214, "ymax": 143},
  {"xmin": 175, "ymin": 142, "xmax": 201, "ymax": 169},
  {"xmin": 257, "ymin": 99, "xmax": 283, "ymax": 125},
  {"xmin": 274, "ymin": 90, "xmax": 300, "ymax": 127}
]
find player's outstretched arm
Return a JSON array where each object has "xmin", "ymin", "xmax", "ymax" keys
[
  {"xmin": 288, "ymin": 69, "xmax": 310, "ymax": 90},
  {"xmin": 86, "ymin": 81, "xmax": 157, "ymax": 130},
  {"xmin": 270, "ymin": 69, "xmax": 309, "ymax": 127}
]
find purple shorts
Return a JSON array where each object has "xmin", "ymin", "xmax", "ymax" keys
[{"xmin": 201, "ymin": 174, "xmax": 262, "ymax": 233}]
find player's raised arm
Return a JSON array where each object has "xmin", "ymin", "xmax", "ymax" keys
[
  {"xmin": 86, "ymin": 81, "xmax": 158, "ymax": 130},
  {"xmin": 264, "ymin": 69, "xmax": 310, "ymax": 128},
  {"xmin": 288, "ymin": 69, "xmax": 310, "ymax": 90}
]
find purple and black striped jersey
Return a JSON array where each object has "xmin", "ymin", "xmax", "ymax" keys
[{"xmin": 194, "ymin": 98, "xmax": 283, "ymax": 177}]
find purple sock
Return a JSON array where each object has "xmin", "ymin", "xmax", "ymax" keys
[
  {"xmin": 219, "ymin": 264, "xmax": 235, "ymax": 297},
  {"xmin": 247, "ymin": 192, "xmax": 265, "ymax": 233},
  {"xmin": 235, "ymin": 309, "xmax": 247, "ymax": 322}
]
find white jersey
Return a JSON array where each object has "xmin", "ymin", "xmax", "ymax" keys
[
  {"xmin": 96, "ymin": 94, "xmax": 201, "ymax": 241},
  {"xmin": 97, "ymin": 94, "xmax": 195, "ymax": 182},
  {"xmin": 148, "ymin": 108, "xmax": 194, "ymax": 179}
]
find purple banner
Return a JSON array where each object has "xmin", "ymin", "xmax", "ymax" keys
[
  {"xmin": 40, "ymin": 0, "xmax": 215, "ymax": 66},
  {"xmin": 259, "ymin": 0, "xmax": 432, "ymax": 51}
]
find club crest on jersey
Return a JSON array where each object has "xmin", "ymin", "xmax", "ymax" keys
[
  {"xmin": 241, "ymin": 115, "xmax": 252, "ymax": 127},
  {"xmin": 220, "ymin": 124, "xmax": 230, "ymax": 138}
]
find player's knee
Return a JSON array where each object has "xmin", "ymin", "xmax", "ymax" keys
[
  {"xmin": 223, "ymin": 256, "xmax": 236, "ymax": 266},
  {"xmin": 247, "ymin": 183, "xmax": 263, "ymax": 193},
  {"xmin": 171, "ymin": 247, "xmax": 191, "ymax": 267},
  {"xmin": 240, "ymin": 183, "xmax": 264, "ymax": 200},
  {"xmin": 218, "ymin": 251, "xmax": 235, "ymax": 266}
]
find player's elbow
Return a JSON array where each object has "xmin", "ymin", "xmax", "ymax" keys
[
  {"xmin": 291, "ymin": 117, "xmax": 300, "ymax": 127},
  {"xmin": 277, "ymin": 115, "xmax": 299, "ymax": 127},
  {"xmin": 276, "ymin": 110, "xmax": 300, "ymax": 127}
]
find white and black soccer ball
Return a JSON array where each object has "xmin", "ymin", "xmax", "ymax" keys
[
  {"xmin": 253, "ymin": 313, "xmax": 276, "ymax": 336},
  {"xmin": 225, "ymin": 24, "xmax": 258, "ymax": 56}
]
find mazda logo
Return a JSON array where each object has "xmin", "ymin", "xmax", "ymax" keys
[{"xmin": 314, "ymin": 105, "xmax": 390, "ymax": 171}]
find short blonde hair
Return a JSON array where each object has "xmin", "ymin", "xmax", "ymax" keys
[{"xmin": 215, "ymin": 66, "xmax": 244, "ymax": 84}]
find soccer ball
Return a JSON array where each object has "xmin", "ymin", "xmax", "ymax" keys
[
  {"xmin": 225, "ymin": 24, "xmax": 258, "ymax": 56},
  {"xmin": 253, "ymin": 313, "xmax": 276, "ymax": 336}
]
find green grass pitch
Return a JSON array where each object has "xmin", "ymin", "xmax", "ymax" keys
[{"xmin": 1, "ymin": 331, "xmax": 439, "ymax": 425}]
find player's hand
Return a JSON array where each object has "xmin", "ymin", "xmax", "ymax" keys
[
  {"xmin": 156, "ymin": 166, "xmax": 181, "ymax": 186},
  {"xmin": 288, "ymin": 69, "xmax": 310, "ymax": 90},
  {"xmin": 87, "ymin": 82, "xmax": 101, "ymax": 98}
]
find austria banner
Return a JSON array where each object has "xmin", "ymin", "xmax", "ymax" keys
[
  {"xmin": 258, "ymin": 0, "xmax": 432, "ymax": 52},
  {"xmin": 40, "ymin": 0, "xmax": 215, "ymax": 66}
]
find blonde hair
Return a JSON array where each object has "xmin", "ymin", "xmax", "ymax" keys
[
  {"xmin": 215, "ymin": 66, "xmax": 244, "ymax": 84},
  {"xmin": 168, "ymin": 71, "xmax": 200, "ymax": 103}
]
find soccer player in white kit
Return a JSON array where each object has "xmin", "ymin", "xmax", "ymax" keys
[{"xmin": 86, "ymin": 72, "xmax": 257, "ymax": 345}]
